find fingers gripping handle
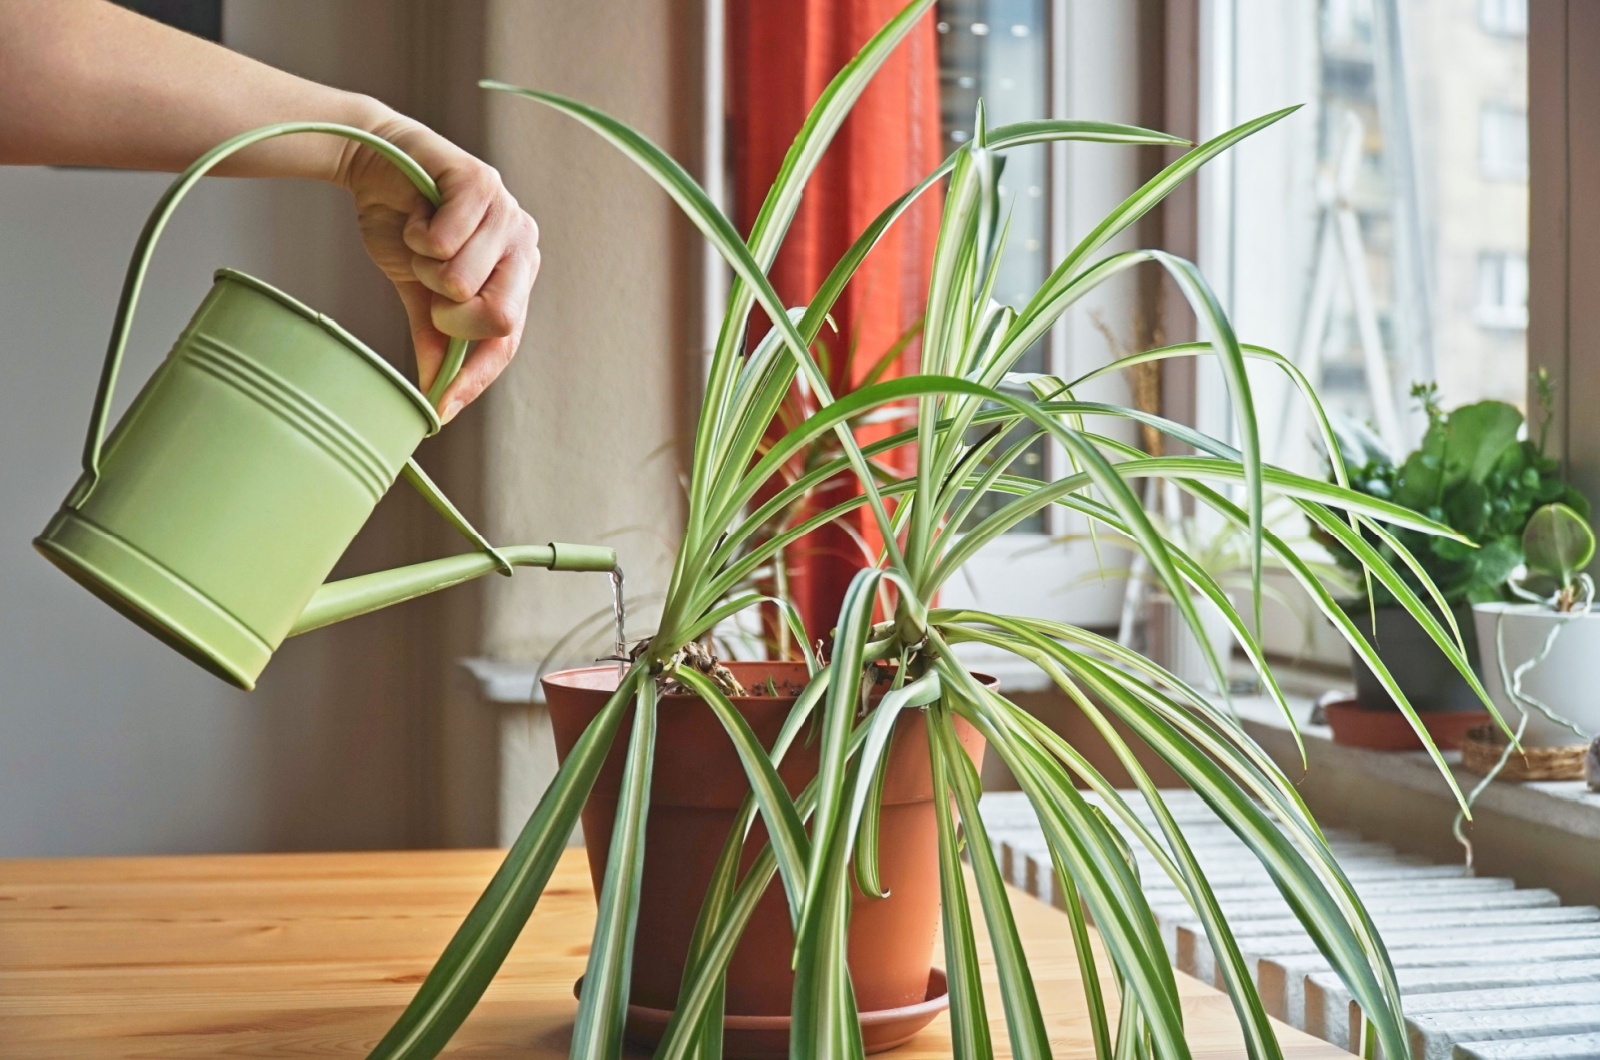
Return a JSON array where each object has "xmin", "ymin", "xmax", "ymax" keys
[{"xmin": 79, "ymin": 122, "xmax": 469, "ymax": 496}]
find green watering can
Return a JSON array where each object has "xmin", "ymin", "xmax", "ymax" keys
[{"xmin": 35, "ymin": 123, "xmax": 615, "ymax": 690}]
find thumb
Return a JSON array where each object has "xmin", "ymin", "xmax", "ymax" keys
[{"xmin": 395, "ymin": 281, "xmax": 449, "ymax": 395}]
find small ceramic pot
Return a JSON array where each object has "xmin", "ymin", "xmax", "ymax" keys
[{"xmin": 1473, "ymin": 602, "xmax": 1600, "ymax": 747}]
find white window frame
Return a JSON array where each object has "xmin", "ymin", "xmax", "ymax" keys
[
  {"xmin": 1190, "ymin": 0, "xmax": 1565, "ymax": 669},
  {"xmin": 699, "ymin": 0, "xmax": 728, "ymax": 376},
  {"xmin": 698, "ymin": 1, "xmax": 1150, "ymax": 681}
]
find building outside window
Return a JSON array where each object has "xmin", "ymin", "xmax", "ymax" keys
[
  {"xmin": 1207, "ymin": 0, "xmax": 1529, "ymax": 663},
  {"xmin": 930, "ymin": 0, "xmax": 1535, "ymax": 667},
  {"xmin": 932, "ymin": 1, "xmax": 1156, "ymax": 667},
  {"xmin": 1220, "ymin": 0, "xmax": 1530, "ymax": 462}
]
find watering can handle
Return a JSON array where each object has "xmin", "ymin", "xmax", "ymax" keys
[{"xmin": 80, "ymin": 122, "xmax": 469, "ymax": 495}]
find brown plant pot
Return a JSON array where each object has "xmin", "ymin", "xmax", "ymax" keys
[
  {"xmin": 1321, "ymin": 695, "xmax": 1490, "ymax": 751},
  {"xmin": 544, "ymin": 661, "xmax": 987, "ymax": 1056}
]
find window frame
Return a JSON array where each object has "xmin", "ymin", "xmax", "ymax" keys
[
  {"xmin": 1528, "ymin": 0, "xmax": 1600, "ymax": 512},
  {"xmin": 925, "ymin": 0, "xmax": 1188, "ymax": 686},
  {"xmin": 1182, "ymin": 0, "xmax": 1553, "ymax": 666},
  {"xmin": 696, "ymin": 0, "xmax": 1588, "ymax": 674},
  {"xmin": 941, "ymin": 0, "xmax": 1158, "ymax": 658}
]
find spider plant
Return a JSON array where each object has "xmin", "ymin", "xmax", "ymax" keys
[{"xmin": 365, "ymin": 3, "xmax": 1504, "ymax": 1058}]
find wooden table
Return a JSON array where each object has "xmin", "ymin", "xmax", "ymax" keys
[{"xmin": 0, "ymin": 847, "xmax": 1349, "ymax": 1057}]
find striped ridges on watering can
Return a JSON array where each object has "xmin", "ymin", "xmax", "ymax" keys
[{"xmin": 35, "ymin": 123, "xmax": 615, "ymax": 690}]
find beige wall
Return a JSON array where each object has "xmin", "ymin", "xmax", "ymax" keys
[
  {"xmin": 0, "ymin": 0, "xmax": 707, "ymax": 855},
  {"xmin": 0, "ymin": 0, "xmax": 474, "ymax": 855},
  {"xmin": 477, "ymin": 0, "xmax": 701, "ymax": 666}
]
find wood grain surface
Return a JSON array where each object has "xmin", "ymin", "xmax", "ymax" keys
[{"xmin": 0, "ymin": 846, "xmax": 1350, "ymax": 1057}]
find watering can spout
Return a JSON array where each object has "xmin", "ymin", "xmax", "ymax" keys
[{"xmin": 289, "ymin": 543, "xmax": 617, "ymax": 638}]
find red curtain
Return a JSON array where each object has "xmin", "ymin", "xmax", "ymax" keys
[{"xmin": 728, "ymin": 0, "xmax": 944, "ymax": 649}]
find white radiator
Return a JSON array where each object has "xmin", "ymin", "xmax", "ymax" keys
[{"xmin": 979, "ymin": 789, "xmax": 1600, "ymax": 1059}]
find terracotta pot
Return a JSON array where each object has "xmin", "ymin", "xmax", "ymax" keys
[
  {"xmin": 543, "ymin": 661, "xmax": 986, "ymax": 1054},
  {"xmin": 1321, "ymin": 696, "xmax": 1490, "ymax": 751}
]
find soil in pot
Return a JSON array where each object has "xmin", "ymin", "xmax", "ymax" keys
[{"xmin": 543, "ymin": 660, "xmax": 986, "ymax": 1056}]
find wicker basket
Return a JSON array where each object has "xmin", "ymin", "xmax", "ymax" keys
[{"xmin": 1460, "ymin": 724, "xmax": 1586, "ymax": 782}]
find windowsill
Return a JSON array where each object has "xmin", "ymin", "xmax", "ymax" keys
[
  {"xmin": 461, "ymin": 656, "xmax": 1600, "ymax": 838},
  {"xmin": 461, "ymin": 657, "xmax": 547, "ymax": 705},
  {"xmin": 462, "ymin": 653, "xmax": 1065, "ymax": 701},
  {"xmin": 1229, "ymin": 691, "xmax": 1600, "ymax": 843}
]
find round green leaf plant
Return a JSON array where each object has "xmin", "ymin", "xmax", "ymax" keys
[
  {"xmin": 1318, "ymin": 377, "xmax": 1587, "ymax": 607},
  {"xmin": 1518, "ymin": 501, "xmax": 1596, "ymax": 611}
]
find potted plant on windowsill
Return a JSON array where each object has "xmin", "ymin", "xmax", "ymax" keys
[
  {"xmin": 1470, "ymin": 501, "xmax": 1598, "ymax": 755},
  {"xmin": 1452, "ymin": 502, "xmax": 1595, "ymax": 853},
  {"xmin": 359, "ymin": 5, "xmax": 1499, "ymax": 1058},
  {"xmin": 1313, "ymin": 381, "xmax": 1580, "ymax": 750}
]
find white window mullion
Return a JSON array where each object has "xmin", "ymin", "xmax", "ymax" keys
[
  {"xmin": 1046, "ymin": 0, "xmax": 1071, "ymax": 537},
  {"xmin": 700, "ymin": 0, "xmax": 728, "ymax": 384}
]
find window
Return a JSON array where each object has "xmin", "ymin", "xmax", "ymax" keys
[
  {"xmin": 1480, "ymin": 104, "xmax": 1529, "ymax": 181},
  {"xmin": 1211, "ymin": 0, "xmax": 1531, "ymax": 663},
  {"xmin": 933, "ymin": 2, "xmax": 1155, "ymax": 666},
  {"xmin": 937, "ymin": 0, "xmax": 1050, "ymax": 534},
  {"xmin": 1216, "ymin": 0, "xmax": 1531, "ymax": 462},
  {"xmin": 1476, "ymin": 252, "xmax": 1528, "ymax": 330},
  {"xmin": 937, "ymin": 0, "xmax": 1050, "ymax": 333},
  {"xmin": 1480, "ymin": 0, "xmax": 1528, "ymax": 37}
]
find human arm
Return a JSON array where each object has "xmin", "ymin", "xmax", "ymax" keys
[{"xmin": 0, "ymin": 0, "xmax": 536, "ymax": 419}]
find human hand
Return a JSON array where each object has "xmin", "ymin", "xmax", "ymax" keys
[{"xmin": 334, "ymin": 110, "xmax": 539, "ymax": 422}]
